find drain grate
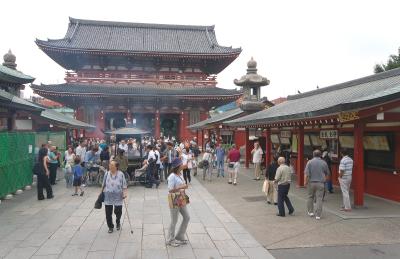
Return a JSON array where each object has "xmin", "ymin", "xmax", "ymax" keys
[{"xmin": 242, "ymin": 195, "xmax": 266, "ymax": 202}]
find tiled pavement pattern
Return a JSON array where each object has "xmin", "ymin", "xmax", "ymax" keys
[{"xmin": 0, "ymin": 176, "xmax": 274, "ymax": 259}]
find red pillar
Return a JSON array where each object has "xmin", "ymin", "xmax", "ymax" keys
[
  {"xmin": 297, "ymin": 126, "xmax": 305, "ymax": 187},
  {"xmin": 265, "ymin": 127, "xmax": 272, "ymax": 168},
  {"xmin": 353, "ymin": 120, "xmax": 365, "ymax": 206},
  {"xmin": 201, "ymin": 129, "xmax": 205, "ymax": 151},
  {"xmin": 245, "ymin": 128, "xmax": 250, "ymax": 168},
  {"xmin": 154, "ymin": 111, "xmax": 160, "ymax": 139}
]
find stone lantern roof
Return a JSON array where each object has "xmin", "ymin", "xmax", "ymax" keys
[
  {"xmin": 3, "ymin": 49, "xmax": 17, "ymax": 69},
  {"xmin": 234, "ymin": 57, "xmax": 270, "ymax": 87},
  {"xmin": 234, "ymin": 57, "xmax": 270, "ymax": 112}
]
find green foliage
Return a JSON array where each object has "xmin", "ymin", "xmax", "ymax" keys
[{"xmin": 374, "ymin": 51, "xmax": 400, "ymax": 73}]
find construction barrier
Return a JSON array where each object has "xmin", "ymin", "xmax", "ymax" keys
[{"xmin": 0, "ymin": 131, "xmax": 66, "ymax": 199}]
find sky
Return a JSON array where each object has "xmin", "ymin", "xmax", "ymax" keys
[{"xmin": 2, "ymin": 0, "xmax": 400, "ymax": 101}]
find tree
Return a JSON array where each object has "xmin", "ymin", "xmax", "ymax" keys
[{"xmin": 374, "ymin": 48, "xmax": 400, "ymax": 73}]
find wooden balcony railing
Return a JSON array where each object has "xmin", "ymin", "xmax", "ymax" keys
[{"xmin": 65, "ymin": 71, "xmax": 217, "ymax": 86}]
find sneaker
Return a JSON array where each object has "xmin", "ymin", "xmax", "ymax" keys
[
  {"xmin": 72, "ymin": 193, "xmax": 78, "ymax": 196},
  {"xmin": 340, "ymin": 208, "xmax": 352, "ymax": 212},
  {"xmin": 233, "ymin": 182, "xmax": 237, "ymax": 185},
  {"xmin": 82, "ymin": 184, "xmax": 86, "ymax": 187},
  {"xmin": 289, "ymin": 210, "xmax": 295, "ymax": 216},
  {"xmin": 307, "ymin": 212, "xmax": 315, "ymax": 217},
  {"xmin": 267, "ymin": 201, "xmax": 271, "ymax": 204},
  {"xmin": 175, "ymin": 239, "xmax": 188, "ymax": 245},
  {"xmin": 116, "ymin": 224, "xmax": 121, "ymax": 231},
  {"xmin": 167, "ymin": 240, "xmax": 180, "ymax": 247},
  {"xmin": 228, "ymin": 181, "xmax": 232, "ymax": 184},
  {"xmin": 80, "ymin": 191, "xmax": 84, "ymax": 196},
  {"xmin": 47, "ymin": 195, "xmax": 54, "ymax": 199},
  {"xmin": 315, "ymin": 216, "xmax": 321, "ymax": 220},
  {"xmin": 108, "ymin": 228, "xmax": 113, "ymax": 233}
]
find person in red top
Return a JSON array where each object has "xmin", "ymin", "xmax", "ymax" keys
[{"xmin": 226, "ymin": 144, "xmax": 241, "ymax": 185}]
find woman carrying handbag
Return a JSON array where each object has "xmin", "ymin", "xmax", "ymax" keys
[
  {"xmin": 166, "ymin": 158, "xmax": 190, "ymax": 247},
  {"xmin": 100, "ymin": 160, "xmax": 128, "ymax": 233}
]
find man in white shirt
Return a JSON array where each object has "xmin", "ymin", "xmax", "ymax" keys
[
  {"xmin": 339, "ymin": 149, "xmax": 354, "ymax": 212},
  {"xmin": 251, "ymin": 142, "xmax": 263, "ymax": 181},
  {"xmin": 75, "ymin": 140, "xmax": 87, "ymax": 161},
  {"xmin": 118, "ymin": 140, "xmax": 128, "ymax": 153}
]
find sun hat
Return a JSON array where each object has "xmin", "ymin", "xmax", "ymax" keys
[{"xmin": 171, "ymin": 157, "xmax": 182, "ymax": 169}]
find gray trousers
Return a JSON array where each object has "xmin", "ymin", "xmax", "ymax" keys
[
  {"xmin": 167, "ymin": 205, "xmax": 190, "ymax": 242},
  {"xmin": 307, "ymin": 182, "xmax": 325, "ymax": 217},
  {"xmin": 339, "ymin": 176, "xmax": 352, "ymax": 209}
]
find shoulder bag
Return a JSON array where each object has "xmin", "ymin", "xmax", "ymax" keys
[{"xmin": 94, "ymin": 172, "xmax": 108, "ymax": 209}]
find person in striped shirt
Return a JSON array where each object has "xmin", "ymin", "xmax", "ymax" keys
[{"xmin": 339, "ymin": 149, "xmax": 354, "ymax": 212}]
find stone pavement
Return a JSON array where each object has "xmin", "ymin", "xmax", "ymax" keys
[
  {"xmin": 196, "ymin": 165, "xmax": 400, "ymax": 254},
  {"xmin": 0, "ymin": 174, "xmax": 274, "ymax": 259}
]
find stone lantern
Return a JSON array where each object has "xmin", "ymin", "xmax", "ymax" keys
[{"xmin": 234, "ymin": 57, "xmax": 270, "ymax": 112}]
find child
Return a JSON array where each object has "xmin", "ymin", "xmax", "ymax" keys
[{"xmin": 72, "ymin": 157, "xmax": 84, "ymax": 196}]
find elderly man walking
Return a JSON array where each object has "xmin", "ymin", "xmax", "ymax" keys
[
  {"xmin": 274, "ymin": 157, "xmax": 294, "ymax": 217},
  {"xmin": 305, "ymin": 149, "xmax": 329, "ymax": 220},
  {"xmin": 339, "ymin": 149, "xmax": 353, "ymax": 212}
]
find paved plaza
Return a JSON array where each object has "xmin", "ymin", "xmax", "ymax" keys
[
  {"xmin": 0, "ymin": 172, "xmax": 273, "ymax": 259},
  {"xmin": 199, "ymin": 166, "xmax": 400, "ymax": 259}
]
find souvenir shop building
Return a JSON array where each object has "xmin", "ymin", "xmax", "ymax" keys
[{"xmin": 226, "ymin": 68, "xmax": 400, "ymax": 205}]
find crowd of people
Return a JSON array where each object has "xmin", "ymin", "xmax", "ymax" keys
[{"xmin": 32, "ymin": 135, "xmax": 354, "ymax": 247}]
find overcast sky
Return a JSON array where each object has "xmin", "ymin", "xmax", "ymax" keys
[{"xmin": 2, "ymin": 0, "xmax": 400, "ymax": 100}]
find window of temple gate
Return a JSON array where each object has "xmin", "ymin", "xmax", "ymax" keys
[{"xmin": 84, "ymin": 107, "xmax": 96, "ymax": 126}]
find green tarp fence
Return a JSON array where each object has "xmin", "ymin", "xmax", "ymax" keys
[
  {"xmin": 0, "ymin": 131, "xmax": 66, "ymax": 199},
  {"xmin": 0, "ymin": 132, "xmax": 35, "ymax": 198}
]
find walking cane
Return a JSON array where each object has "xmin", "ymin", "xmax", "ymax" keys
[{"xmin": 123, "ymin": 198, "xmax": 134, "ymax": 234}]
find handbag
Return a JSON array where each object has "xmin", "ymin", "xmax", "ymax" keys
[
  {"xmin": 94, "ymin": 172, "xmax": 108, "ymax": 209},
  {"xmin": 262, "ymin": 179, "xmax": 269, "ymax": 194},
  {"xmin": 167, "ymin": 175, "xmax": 190, "ymax": 209},
  {"xmin": 228, "ymin": 162, "xmax": 234, "ymax": 169}
]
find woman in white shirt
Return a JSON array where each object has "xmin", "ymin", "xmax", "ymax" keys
[
  {"xmin": 181, "ymin": 148, "xmax": 192, "ymax": 184},
  {"xmin": 202, "ymin": 148, "xmax": 213, "ymax": 181},
  {"xmin": 167, "ymin": 158, "xmax": 190, "ymax": 247},
  {"xmin": 64, "ymin": 146, "xmax": 75, "ymax": 188}
]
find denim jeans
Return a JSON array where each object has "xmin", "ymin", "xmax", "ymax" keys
[
  {"xmin": 217, "ymin": 160, "xmax": 224, "ymax": 177},
  {"xmin": 277, "ymin": 184, "xmax": 294, "ymax": 216}
]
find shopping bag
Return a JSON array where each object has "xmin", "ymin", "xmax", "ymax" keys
[{"xmin": 262, "ymin": 179, "xmax": 269, "ymax": 194}]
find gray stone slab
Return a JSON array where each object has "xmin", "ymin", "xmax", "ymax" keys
[
  {"xmin": 4, "ymin": 246, "xmax": 38, "ymax": 259},
  {"xmin": 18, "ymin": 232, "xmax": 52, "ymax": 247},
  {"xmin": 34, "ymin": 238, "xmax": 69, "ymax": 256},
  {"xmin": 242, "ymin": 247, "xmax": 275, "ymax": 259},
  {"xmin": 59, "ymin": 244, "xmax": 90, "ymax": 259},
  {"xmin": 62, "ymin": 216, "xmax": 86, "ymax": 226},
  {"xmin": 4, "ymin": 227, "xmax": 36, "ymax": 241},
  {"xmin": 193, "ymin": 248, "xmax": 223, "ymax": 259},
  {"xmin": 118, "ymin": 227, "xmax": 142, "ymax": 243},
  {"xmin": 232, "ymin": 233, "xmax": 261, "ymax": 248},
  {"xmin": 143, "ymin": 223, "xmax": 164, "ymax": 235},
  {"xmin": 0, "ymin": 241, "xmax": 19, "ymax": 257},
  {"xmin": 142, "ymin": 249, "xmax": 168, "ymax": 259},
  {"xmin": 143, "ymin": 213, "xmax": 163, "ymax": 224},
  {"xmin": 90, "ymin": 234, "xmax": 119, "ymax": 252},
  {"xmin": 167, "ymin": 243, "xmax": 196, "ymax": 258},
  {"xmin": 49, "ymin": 225, "xmax": 78, "ymax": 240},
  {"xmin": 223, "ymin": 222, "xmax": 248, "ymax": 235},
  {"xmin": 114, "ymin": 242, "xmax": 141, "ymax": 259},
  {"xmin": 31, "ymin": 255, "xmax": 59, "ymax": 259},
  {"xmin": 86, "ymin": 250, "xmax": 115, "ymax": 259},
  {"xmin": 214, "ymin": 240, "xmax": 246, "ymax": 257},
  {"xmin": 187, "ymin": 233, "xmax": 215, "ymax": 249},
  {"xmin": 68, "ymin": 230, "xmax": 98, "ymax": 245},
  {"xmin": 206, "ymin": 227, "xmax": 232, "ymax": 241},
  {"xmin": 187, "ymin": 222, "xmax": 206, "ymax": 234},
  {"xmin": 142, "ymin": 234, "xmax": 167, "ymax": 250}
]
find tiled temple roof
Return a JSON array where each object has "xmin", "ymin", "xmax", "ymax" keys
[
  {"xmin": 36, "ymin": 17, "xmax": 241, "ymax": 56},
  {"xmin": 31, "ymin": 83, "xmax": 242, "ymax": 98}
]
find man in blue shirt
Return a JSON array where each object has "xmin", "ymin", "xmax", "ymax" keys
[{"xmin": 215, "ymin": 144, "xmax": 225, "ymax": 177}]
